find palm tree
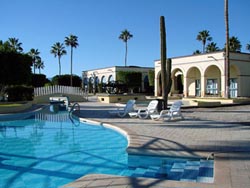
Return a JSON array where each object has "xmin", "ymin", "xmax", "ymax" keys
[
  {"xmin": 206, "ymin": 42, "xmax": 220, "ymax": 52},
  {"xmin": 119, "ymin": 29, "xmax": 133, "ymax": 67},
  {"xmin": 229, "ymin": 36, "xmax": 242, "ymax": 52},
  {"xmin": 65, "ymin": 34, "xmax": 79, "ymax": 86},
  {"xmin": 225, "ymin": 0, "xmax": 230, "ymax": 98},
  {"xmin": 0, "ymin": 40, "xmax": 11, "ymax": 52},
  {"xmin": 193, "ymin": 50, "xmax": 202, "ymax": 55},
  {"xmin": 196, "ymin": 30, "xmax": 212, "ymax": 53},
  {"xmin": 8, "ymin": 37, "xmax": 23, "ymax": 52},
  {"xmin": 36, "ymin": 57, "xmax": 45, "ymax": 74},
  {"xmin": 50, "ymin": 42, "xmax": 67, "ymax": 76},
  {"xmin": 246, "ymin": 43, "xmax": 250, "ymax": 52},
  {"xmin": 28, "ymin": 48, "xmax": 40, "ymax": 74}
]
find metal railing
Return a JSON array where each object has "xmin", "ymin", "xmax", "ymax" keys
[
  {"xmin": 69, "ymin": 102, "xmax": 80, "ymax": 114},
  {"xmin": 69, "ymin": 102, "xmax": 81, "ymax": 126}
]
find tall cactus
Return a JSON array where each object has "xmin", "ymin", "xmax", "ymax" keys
[
  {"xmin": 160, "ymin": 16, "xmax": 172, "ymax": 109},
  {"xmin": 166, "ymin": 58, "xmax": 172, "ymax": 95}
]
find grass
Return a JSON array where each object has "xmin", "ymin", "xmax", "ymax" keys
[{"xmin": 0, "ymin": 103, "xmax": 23, "ymax": 107}]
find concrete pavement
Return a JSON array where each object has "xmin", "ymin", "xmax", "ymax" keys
[{"xmin": 65, "ymin": 98, "xmax": 250, "ymax": 188}]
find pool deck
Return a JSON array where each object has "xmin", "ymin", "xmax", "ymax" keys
[{"xmin": 64, "ymin": 98, "xmax": 250, "ymax": 188}]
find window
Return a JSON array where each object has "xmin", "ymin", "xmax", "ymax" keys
[
  {"xmin": 229, "ymin": 78, "xmax": 237, "ymax": 98},
  {"xmin": 206, "ymin": 79, "xmax": 218, "ymax": 95}
]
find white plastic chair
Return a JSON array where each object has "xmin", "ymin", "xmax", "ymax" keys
[
  {"xmin": 150, "ymin": 100, "xmax": 184, "ymax": 121},
  {"xmin": 129, "ymin": 100, "xmax": 159, "ymax": 119},
  {"xmin": 108, "ymin": 100, "xmax": 136, "ymax": 117}
]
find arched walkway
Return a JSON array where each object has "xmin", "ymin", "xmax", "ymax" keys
[
  {"xmin": 204, "ymin": 65, "xmax": 221, "ymax": 96},
  {"xmin": 186, "ymin": 67, "xmax": 201, "ymax": 97},
  {"xmin": 172, "ymin": 68, "xmax": 184, "ymax": 95}
]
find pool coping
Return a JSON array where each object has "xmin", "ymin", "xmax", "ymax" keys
[
  {"xmin": 1, "ymin": 102, "xmax": 249, "ymax": 187},
  {"xmin": 67, "ymin": 116, "xmax": 220, "ymax": 187},
  {"xmin": 62, "ymin": 124, "xmax": 250, "ymax": 188},
  {"xmin": 63, "ymin": 101, "xmax": 250, "ymax": 188}
]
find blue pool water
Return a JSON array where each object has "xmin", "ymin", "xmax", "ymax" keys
[{"xmin": 0, "ymin": 108, "xmax": 214, "ymax": 187}]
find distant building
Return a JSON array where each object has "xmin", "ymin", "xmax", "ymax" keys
[
  {"xmin": 154, "ymin": 51, "xmax": 250, "ymax": 98},
  {"xmin": 82, "ymin": 66, "xmax": 154, "ymax": 93}
]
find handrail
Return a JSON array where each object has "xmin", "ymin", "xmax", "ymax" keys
[
  {"xmin": 69, "ymin": 102, "xmax": 81, "ymax": 127},
  {"xmin": 69, "ymin": 102, "xmax": 80, "ymax": 114}
]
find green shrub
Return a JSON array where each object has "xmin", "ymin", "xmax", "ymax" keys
[
  {"xmin": 6, "ymin": 85, "xmax": 33, "ymax": 101},
  {"xmin": 52, "ymin": 74, "xmax": 82, "ymax": 87},
  {"xmin": 31, "ymin": 74, "xmax": 47, "ymax": 87},
  {"xmin": 117, "ymin": 71, "xmax": 141, "ymax": 92}
]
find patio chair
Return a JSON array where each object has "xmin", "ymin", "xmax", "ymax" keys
[
  {"xmin": 129, "ymin": 100, "xmax": 159, "ymax": 119},
  {"xmin": 108, "ymin": 99, "xmax": 136, "ymax": 117},
  {"xmin": 150, "ymin": 100, "xmax": 184, "ymax": 121}
]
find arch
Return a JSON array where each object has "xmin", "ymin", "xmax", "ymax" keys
[
  {"xmin": 83, "ymin": 77, "xmax": 88, "ymax": 86},
  {"xmin": 156, "ymin": 71, "xmax": 162, "ymax": 96},
  {"xmin": 171, "ymin": 68, "xmax": 184, "ymax": 95},
  {"xmin": 186, "ymin": 67, "xmax": 201, "ymax": 97},
  {"xmin": 88, "ymin": 77, "xmax": 93, "ymax": 84},
  {"xmin": 95, "ymin": 76, "xmax": 99, "ymax": 85},
  {"xmin": 101, "ymin": 76, "xmax": 107, "ymax": 84},
  {"xmin": 204, "ymin": 65, "xmax": 221, "ymax": 96},
  {"xmin": 143, "ymin": 75, "xmax": 150, "ymax": 93},
  {"xmin": 108, "ymin": 75, "xmax": 114, "ymax": 82},
  {"xmin": 230, "ymin": 64, "xmax": 240, "ymax": 78}
]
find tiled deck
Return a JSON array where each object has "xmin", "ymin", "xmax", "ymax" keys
[{"xmin": 64, "ymin": 99, "xmax": 250, "ymax": 188}]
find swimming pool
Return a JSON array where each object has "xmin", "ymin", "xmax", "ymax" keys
[{"xmin": 0, "ymin": 107, "xmax": 214, "ymax": 187}]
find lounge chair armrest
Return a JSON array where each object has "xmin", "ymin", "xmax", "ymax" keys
[
  {"xmin": 148, "ymin": 109, "xmax": 157, "ymax": 114},
  {"xmin": 137, "ymin": 109, "xmax": 146, "ymax": 113},
  {"xmin": 159, "ymin": 110, "xmax": 168, "ymax": 115}
]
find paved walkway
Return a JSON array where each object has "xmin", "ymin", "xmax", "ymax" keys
[{"xmin": 64, "ymin": 99, "xmax": 250, "ymax": 188}]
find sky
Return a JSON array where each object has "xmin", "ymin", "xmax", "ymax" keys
[{"xmin": 1, "ymin": 0, "xmax": 250, "ymax": 78}]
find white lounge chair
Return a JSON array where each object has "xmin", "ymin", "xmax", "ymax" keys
[
  {"xmin": 150, "ymin": 100, "xmax": 184, "ymax": 121},
  {"xmin": 129, "ymin": 100, "xmax": 159, "ymax": 119},
  {"xmin": 108, "ymin": 100, "xmax": 136, "ymax": 117}
]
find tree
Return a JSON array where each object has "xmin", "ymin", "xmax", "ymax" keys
[
  {"xmin": 119, "ymin": 29, "xmax": 133, "ymax": 67},
  {"xmin": 160, "ymin": 16, "xmax": 172, "ymax": 109},
  {"xmin": 28, "ymin": 48, "xmax": 40, "ymax": 74},
  {"xmin": 117, "ymin": 71, "xmax": 141, "ymax": 93},
  {"xmin": 229, "ymin": 36, "xmax": 242, "ymax": 52},
  {"xmin": 246, "ymin": 42, "xmax": 250, "ymax": 52},
  {"xmin": 196, "ymin": 30, "xmax": 212, "ymax": 53},
  {"xmin": 50, "ymin": 42, "xmax": 67, "ymax": 76},
  {"xmin": 193, "ymin": 50, "xmax": 202, "ymax": 55},
  {"xmin": 0, "ymin": 52, "xmax": 32, "ymax": 86},
  {"xmin": 8, "ymin": 37, "xmax": 23, "ymax": 53},
  {"xmin": 65, "ymin": 34, "xmax": 79, "ymax": 86},
  {"xmin": 0, "ymin": 40, "xmax": 10, "ymax": 52},
  {"xmin": 36, "ymin": 58, "xmax": 45, "ymax": 74},
  {"xmin": 206, "ymin": 42, "xmax": 220, "ymax": 52},
  {"xmin": 225, "ymin": 0, "xmax": 230, "ymax": 99}
]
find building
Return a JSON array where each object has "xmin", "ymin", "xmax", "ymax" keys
[
  {"xmin": 82, "ymin": 66, "xmax": 154, "ymax": 93},
  {"xmin": 154, "ymin": 51, "xmax": 250, "ymax": 98}
]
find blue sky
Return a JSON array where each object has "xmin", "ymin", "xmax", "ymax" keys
[{"xmin": 1, "ymin": 0, "xmax": 249, "ymax": 78}]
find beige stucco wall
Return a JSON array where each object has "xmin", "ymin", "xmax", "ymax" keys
[{"xmin": 155, "ymin": 51, "xmax": 250, "ymax": 98}]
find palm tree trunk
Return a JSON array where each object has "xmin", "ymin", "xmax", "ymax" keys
[
  {"xmin": 59, "ymin": 57, "xmax": 61, "ymax": 76},
  {"xmin": 33, "ymin": 60, "xmax": 36, "ymax": 74},
  {"xmin": 125, "ymin": 42, "xmax": 128, "ymax": 67},
  {"xmin": 70, "ymin": 47, "xmax": 73, "ymax": 86},
  {"xmin": 225, "ymin": 0, "xmax": 230, "ymax": 98}
]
